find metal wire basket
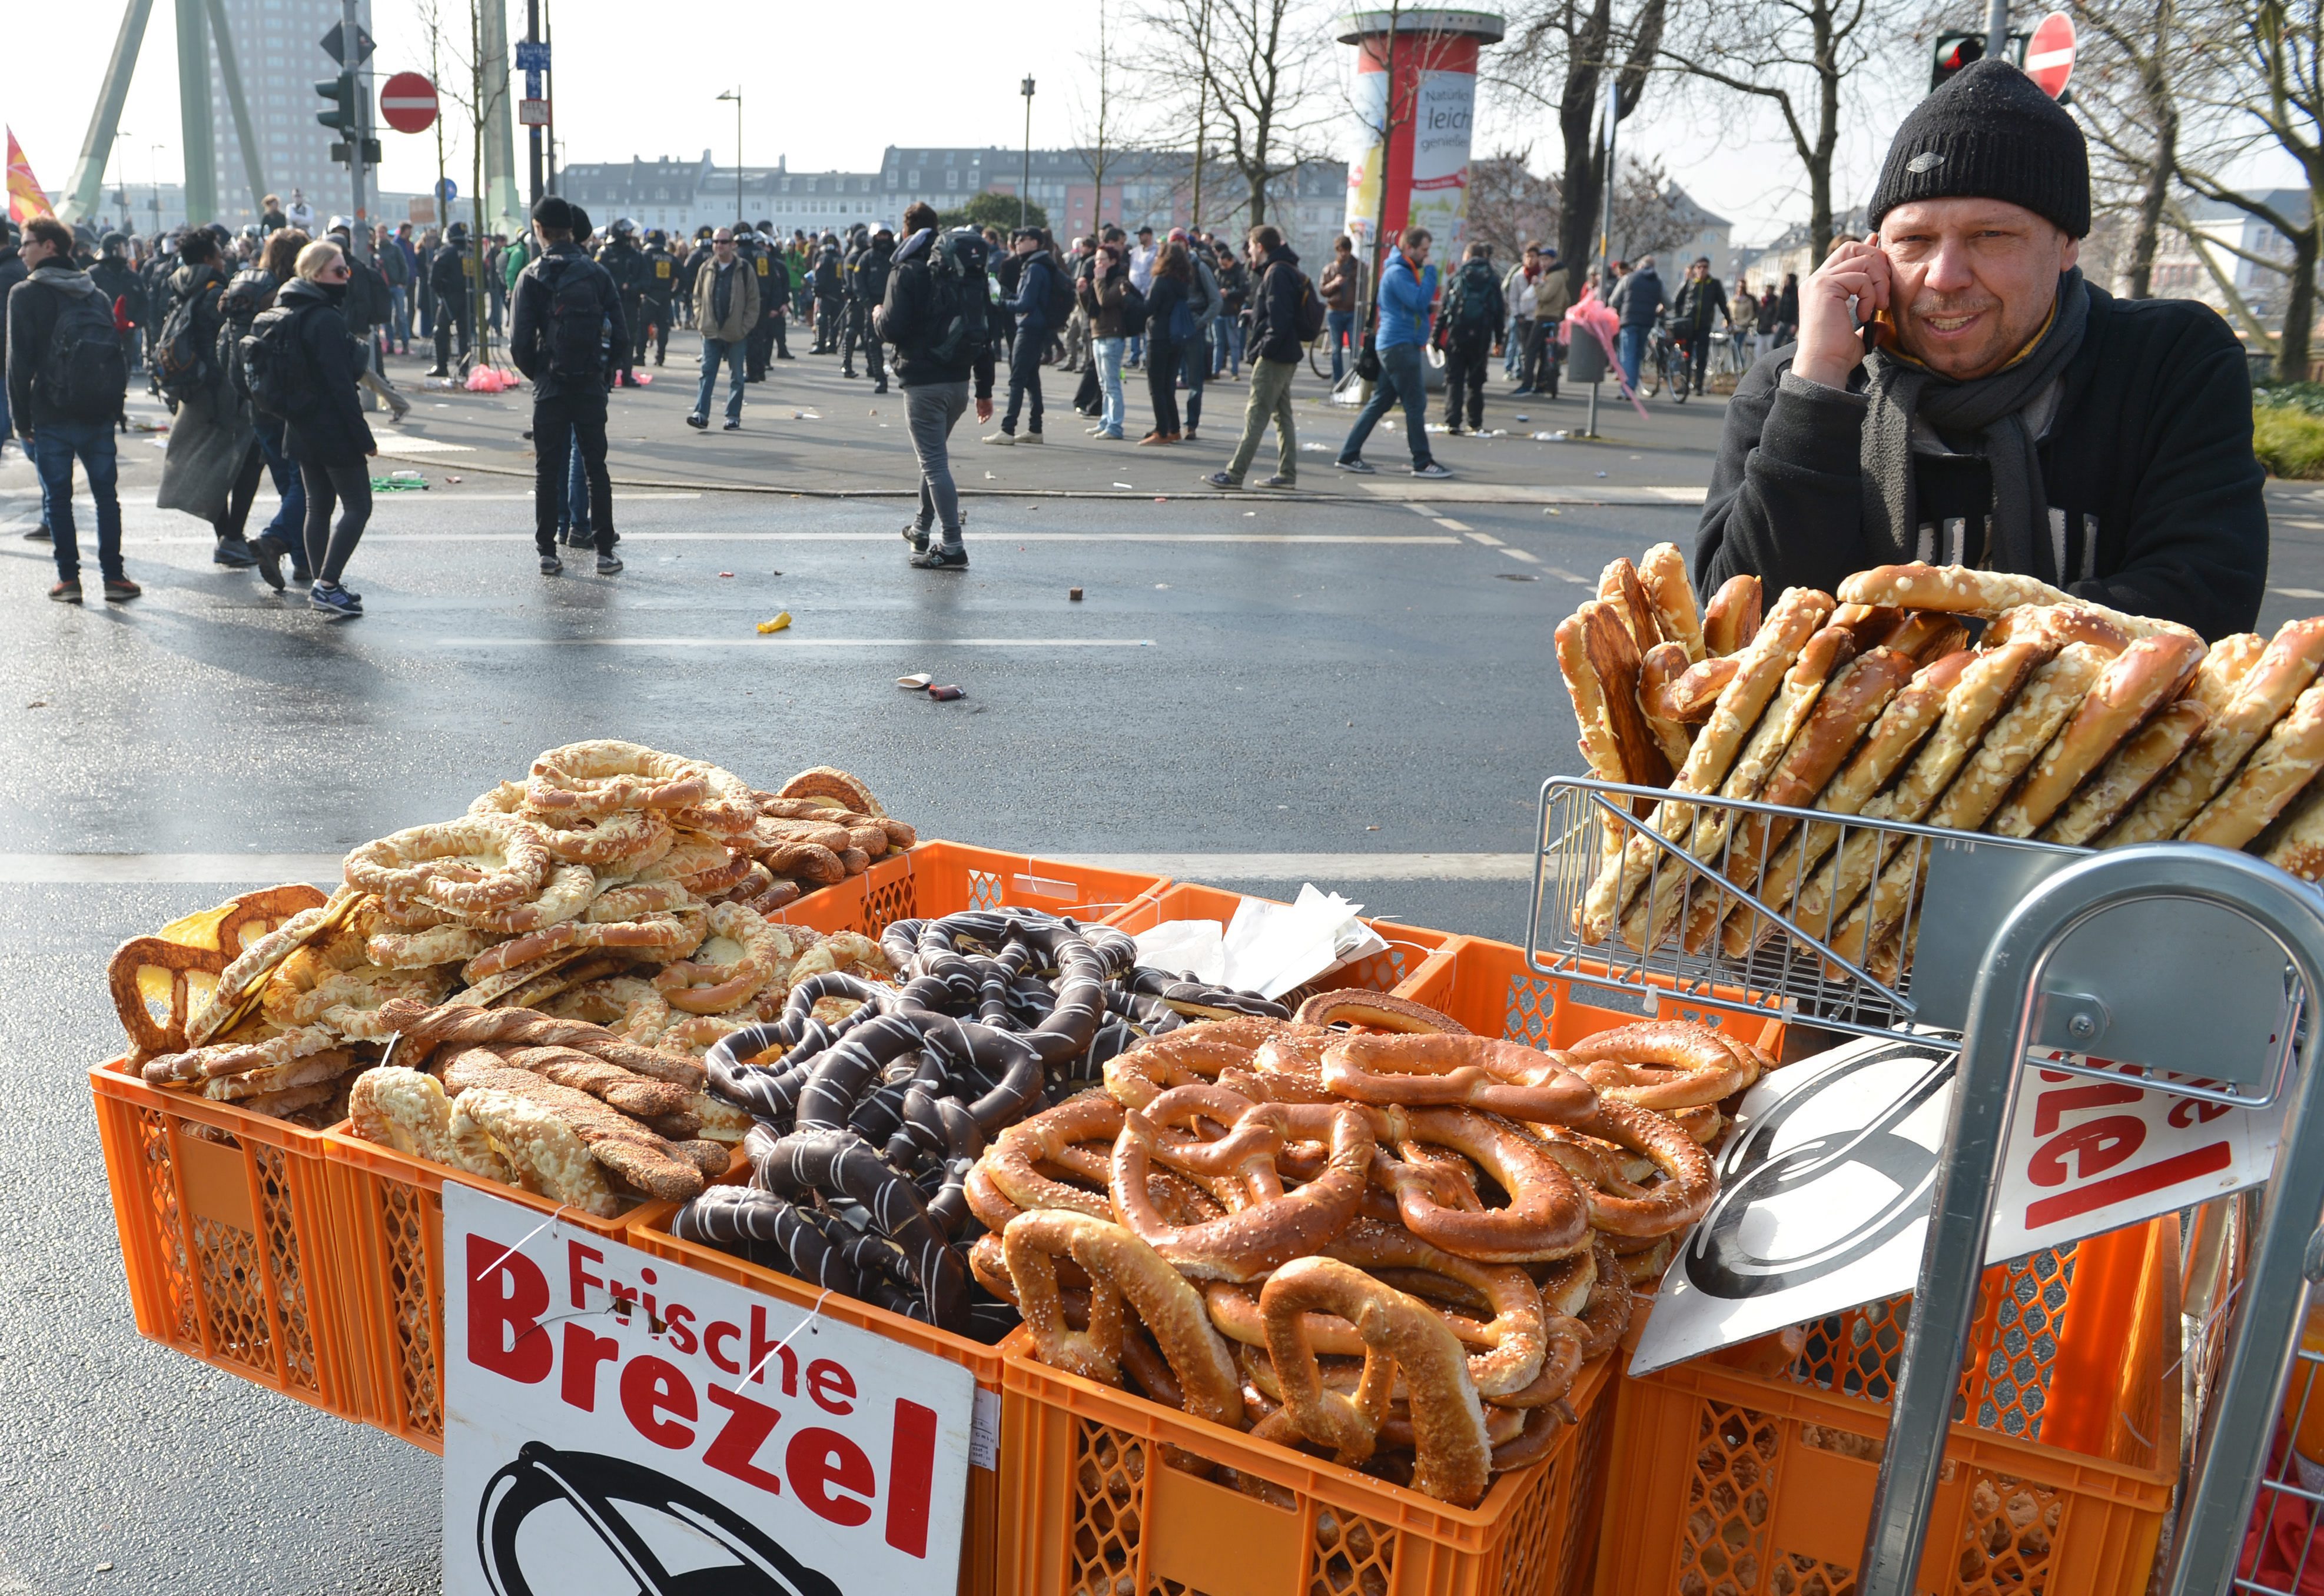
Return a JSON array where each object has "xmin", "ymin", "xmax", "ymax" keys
[{"xmin": 1524, "ymin": 775, "xmax": 2086, "ymax": 1043}]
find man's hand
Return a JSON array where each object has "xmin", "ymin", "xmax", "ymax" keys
[
  {"xmin": 1794, "ymin": 237, "xmax": 1892, "ymax": 390},
  {"xmin": 975, "ymin": 397, "xmax": 994, "ymax": 422}
]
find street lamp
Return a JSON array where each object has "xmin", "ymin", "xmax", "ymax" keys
[
  {"xmin": 1020, "ymin": 77, "xmax": 1035, "ymax": 230},
  {"xmin": 717, "ymin": 88, "xmax": 742, "ymax": 225}
]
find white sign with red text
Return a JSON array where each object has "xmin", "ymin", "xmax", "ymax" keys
[
  {"xmin": 443, "ymin": 1183, "xmax": 974, "ymax": 1596},
  {"xmin": 1631, "ymin": 1034, "xmax": 2285, "ymax": 1375}
]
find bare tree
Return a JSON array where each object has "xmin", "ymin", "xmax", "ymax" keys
[
  {"xmin": 1073, "ymin": 8, "xmax": 1124, "ymax": 233},
  {"xmin": 1140, "ymin": 0, "xmax": 1337, "ymax": 229},
  {"xmin": 1490, "ymin": 0, "xmax": 1666, "ymax": 301},
  {"xmin": 417, "ymin": 0, "xmax": 510, "ymax": 367},
  {"xmin": 1608, "ymin": 155, "xmax": 1695, "ymax": 261},
  {"xmin": 1466, "ymin": 147, "xmax": 1563, "ymax": 261},
  {"xmin": 2069, "ymin": 0, "xmax": 2192, "ymax": 297},
  {"xmin": 1655, "ymin": 0, "xmax": 1913, "ymax": 264}
]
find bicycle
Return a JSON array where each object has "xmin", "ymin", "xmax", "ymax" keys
[{"xmin": 1643, "ymin": 320, "xmax": 1691, "ymax": 403}]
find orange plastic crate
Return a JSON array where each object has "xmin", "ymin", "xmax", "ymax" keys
[
  {"xmin": 1109, "ymin": 881, "xmax": 1462, "ymax": 1002},
  {"xmin": 1592, "ymin": 1215, "xmax": 2183, "ymax": 1596},
  {"xmin": 89, "ymin": 1056, "xmax": 357, "ymax": 1418},
  {"xmin": 768, "ymin": 840, "xmax": 1170, "ymax": 940},
  {"xmin": 320, "ymin": 1126, "xmax": 690, "ymax": 1454},
  {"xmin": 1392, "ymin": 933, "xmax": 1785, "ymax": 1058},
  {"xmin": 630, "ymin": 1209, "xmax": 1007, "ymax": 1596},
  {"xmin": 1001, "ymin": 1331, "xmax": 1618, "ymax": 1596}
]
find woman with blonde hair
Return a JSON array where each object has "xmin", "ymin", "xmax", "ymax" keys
[{"xmin": 258, "ymin": 238, "xmax": 375, "ymax": 617}]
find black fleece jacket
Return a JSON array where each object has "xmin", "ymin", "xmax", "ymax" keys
[
  {"xmin": 275, "ymin": 278, "xmax": 375, "ymax": 467},
  {"xmin": 1695, "ymin": 286, "xmax": 2268, "ymax": 640}
]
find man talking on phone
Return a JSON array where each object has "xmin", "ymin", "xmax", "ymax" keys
[{"xmin": 1695, "ymin": 59, "xmax": 2266, "ymax": 640}]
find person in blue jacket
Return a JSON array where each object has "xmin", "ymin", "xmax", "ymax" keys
[{"xmin": 1335, "ymin": 226, "xmax": 1449, "ymax": 478}]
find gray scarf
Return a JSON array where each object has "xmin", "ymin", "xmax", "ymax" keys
[{"xmin": 1860, "ymin": 269, "xmax": 2089, "ymax": 578}]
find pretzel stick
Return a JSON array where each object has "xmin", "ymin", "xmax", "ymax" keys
[
  {"xmin": 1583, "ymin": 601, "xmax": 1675, "ymax": 789},
  {"xmin": 2039, "ymin": 700, "xmax": 2209, "ymax": 846},
  {"xmin": 1637, "ymin": 641, "xmax": 1698, "ymax": 769},
  {"xmin": 1987, "ymin": 632, "xmax": 2206, "ymax": 838},
  {"xmin": 376, "ymin": 997, "xmax": 707, "ymax": 1088},
  {"xmin": 2182, "ymin": 679, "xmax": 2324, "ymax": 848},
  {"xmin": 1598, "ymin": 557, "xmax": 1669, "ymax": 653},
  {"xmin": 1700, "ymin": 575, "xmax": 1763, "ymax": 657},
  {"xmin": 1639, "ymin": 542, "xmax": 1705, "ymax": 663},
  {"xmin": 2262, "ymin": 780, "xmax": 2324, "ymax": 881}
]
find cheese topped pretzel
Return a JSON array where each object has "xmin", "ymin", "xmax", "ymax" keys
[{"xmin": 1836, "ymin": 562, "xmax": 2198, "ymax": 644}]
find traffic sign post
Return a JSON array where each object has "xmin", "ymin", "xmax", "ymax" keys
[
  {"xmin": 519, "ymin": 101, "xmax": 551, "ymax": 128},
  {"xmin": 2026, "ymin": 9, "xmax": 2076, "ymax": 98},
  {"xmin": 380, "ymin": 72, "xmax": 439, "ymax": 135}
]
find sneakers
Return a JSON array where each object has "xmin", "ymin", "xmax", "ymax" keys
[
  {"xmin": 1137, "ymin": 432, "xmax": 1171, "ymax": 447},
  {"xmin": 1509, "ymin": 387, "xmax": 1536, "ymax": 397},
  {"xmin": 686, "ymin": 413, "xmax": 708, "ymax": 430},
  {"xmin": 213, "ymin": 536, "xmax": 258, "ymax": 568},
  {"xmin": 1087, "ymin": 425, "xmax": 1110, "ymax": 436},
  {"xmin": 307, "ymin": 580, "xmax": 363, "ymax": 619},
  {"xmin": 49, "ymin": 577, "xmax": 82, "ymax": 604},
  {"xmin": 1259, "ymin": 475, "xmax": 1297, "ymax": 490},
  {"xmin": 872, "ymin": 383, "xmax": 888, "ymax": 394},
  {"xmin": 24, "ymin": 522, "xmax": 51, "ymax": 541},
  {"xmin": 1334, "ymin": 457, "xmax": 1376, "ymax": 474},
  {"xmin": 1201, "ymin": 471, "xmax": 1241, "ymax": 489},
  {"xmin": 723, "ymin": 419, "xmax": 741, "ymax": 431},
  {"xmin": 901, "ymin": 521, "xmax": 931, "ymax": 554},
  {"xmin": 596, "ymin": 553, "xmax": 623, "ymax": 575},
  {"xmin": 1445, "ymin": 424, "xmax": 1465, "ymax": 436},
  {"xmin": 1412, "ymin": 461, "xmax": 1453, "ymax": 478},
  {"xmin": 909, "ymin": 541, "xmax": 969, "ymax": 570},
  {"xmin": 1020, "ymin": 431, "xmax": 1043, "ymax": 444},
  {"xmin": 540, "ymin": 554, "xmax": 563, "ymax": 576},
  {"xmin": 103, "ymin": 575, "xmax": 142, "ymax": 602},
  {"xmin": 1095, "ymin": 429, "xmax": 1124, "ymax": 441},
  {"xmin": 251, "ymin": 534, "xmax": 290, "ymax": 592},
  {"xmin": 982, "ymin": 431, "xmax": 1015, "ymax": 445}
]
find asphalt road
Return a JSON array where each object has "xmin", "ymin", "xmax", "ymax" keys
[{"xmin": 2, "ymin": 347, "xmax": 2319, "ymax": 1594}]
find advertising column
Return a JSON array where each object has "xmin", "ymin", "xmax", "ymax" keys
[{"xmin": 1340, "ymin": 9, "xmax": 1505, "ymax": 259}]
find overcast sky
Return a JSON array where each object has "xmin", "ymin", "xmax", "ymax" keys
[{"xmin": 3, "ymin": 1, "xmax": 2290, "ymax": 250}]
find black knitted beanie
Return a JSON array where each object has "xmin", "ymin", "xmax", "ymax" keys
[{"xmin": 1867, "ymin": 58, "xmax": 2090, "ymax": 238}]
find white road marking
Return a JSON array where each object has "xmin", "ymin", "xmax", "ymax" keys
[
  {"xmin": 1435, "ymin": 517, "xmax": 1473, "ymax": 532},
  {"xmin": 1543, "ymin": 565, "xmax": 1593, "ymax": 584},
  {"xmin": 369, "ymin": 436, "xmax": 476, "ymax": 454},
  {"xmin": 1465, "ymin": 531, "xmax": 1504, "ymax": 546},
  {"xmin": 2274, "ymin": 587, "xmax": 2324, "ymax": 600},
  {"xmin": 0, "ymin": 850, "xmax": 1543, "ymax": 884},
  {"xmin": 1502, "ymin": 547, "xmax": 1542, "ymax": 563},
  {"xmin": 440, "ymin": 636, "xmax": 1160, "ymax": 648}
]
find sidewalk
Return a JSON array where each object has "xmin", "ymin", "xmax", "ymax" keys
[{"xmin": 363, "ymin": 343, "xmax": 1730, "ymax": 505}]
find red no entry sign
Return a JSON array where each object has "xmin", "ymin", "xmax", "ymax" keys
[
  {"xmin": 380, "ymin": 72, "xmax": 439, "ymax": 134},
  {"xmin": 2026, "ymin": 11, "xmax": 2075, "ymax": 98}
]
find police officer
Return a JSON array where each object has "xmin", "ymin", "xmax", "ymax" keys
[
  {"xmin": 428, "ymin": 221, "xmax": 472, "ymax": 376},
  {"xmin": 596, "ymin": 218, "xmax": 645, "ymax": 387},
  {"xmin": 731, "ymin": 226, "xmax": 769, "ymax": 382},
  {"xmin": 850, "ymin": 227, "xmax": 896, "ymax": 393},
  {"xmin": 811, "ymin": 232, "xmax": 844, "ymax": 353},
  {"xmin": 839, "ymin": 224, "xmax": 871, "ymax": 377},
  {"xmin": 89, "ymin": 233, "xmax": 146, "ymax": 404},
  {"xmin": 753, "ymin": 224, "xmax": 793, "ymax": 371},
  {"xmin": 635, "ymin": 228, "xmax": 678, "ymax": 366}
]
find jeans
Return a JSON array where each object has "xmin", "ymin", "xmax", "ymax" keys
[
  {"xmin": 390, "ymin": 284, "xmax": 411, "ymax": 348},
  {"xmin": 1339, "ymin": 341, "xmax": 1432, "ymax": 468},
  {"xmin": 1004, "ymin": 324, "xmax": 1045, "ymax": 435},
  {"xmin": 533, "ymin": 390, "xmax": 615, "ymax": 556},
  {"xmin": 1094, "ymin": 337, "xmax": 1126, "ymax": 435},
  {"xmin": 1127, "ymin": 332, "xmax": 1144, "ymax": 367},
  {"xmin": 1182, "ymin": 342, "xmax": 1207, "ymax": 433},
  {"xmin": 1223, "ymin": 357, "xmax": 1299, "ymax": 484},
  {"xmin": 903, "ymin": 380, "xmax": 970, "ymax": 541},
  {"xmin": 33, "ymin": 418, "xmax": 123, "ymax": 581},
  {"xmin": 1618, "ymin": 325, "xmax": 1648, "ymax": 389},
  {"xmin": 1213, "ymin": 317, "xmax": 1245, "ymax": 375},
  {"xmin": 253, "ymin": 416, "xmax": 305, "ymax": 546},
  {"xmin": 1520, "ymin": 321, "xmax": 1560, "ymax": 396},
  {"xmin": 297, "ymin": 458, "xmax": 371, "ymax": 585},
  {"xmin": 1146, "ymin": 340, "xmax": 1181, "ymax": 436},
  {"xmin": 1505, "ymin": 315, "xmax": 1526, "ymax": 375},
  {"xmin": 695, "ymin": 336, "xmax": 746, "ymax": 424},
  {"xmin": 1327, "ymin": 308, "xmax": 1354, "ymax": 383}
]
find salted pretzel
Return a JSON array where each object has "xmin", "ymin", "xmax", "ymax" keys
[
  {"xmin": 1260, "ymin": 1258, "xmax": 1492, "ymax": 1505},
  {"xmin": 1113, "ymin": 1095, "xmax": 1377, "ymax": 1281},
  {"xmin": 1538, "ymin": 1100, "xmax": 1718, "ymax": 1239},
  {"xmin": 1319, "ymin": 1032, "xmax": 1598, "ymax": 1123},
  {"xmin": 141, "ymin": 1022, "xmax": 343, "ymax": 1085},
  {"xmin": 157, "ymin": 885, "xmax": 339, "ymax": 1050},
  {"xmin": 1292, "ymin": 990, "xmax": 1465, "ymax": 1035},
  {"xmin": 376, "ymin": 998, "xmax": 707, "ymax": 1088},
  {"xmin": 1103, "ymin": 1015, "xmax": 1291, "ymax": 1109},
  {"xmin": 1310, "ymin": 1219, "xmax": 1551, "ymax": 1399},
  {"xmin": 1835, "ymin": 562, "xmax": 2199, "ymax": 644},
  {"xmin": 345, "ymin": 813, "xmax": 555, "ymax": 913},
  {"xmin": 350, "ymin": 1065, "xmax": 513, "ymax": 1181},
  {"xmin": 980, "ymin": 1093, "xmax": 1124, "ymax": 1220},
  {"xmin": 530, "ymin": 807, "xmax": 677, "ymax": 868},
  {"xmin": 1003, "ymin": 1210, "xmax": 1244, "ymax": 1429},
  {"xmin": 652, "ymin": 902, "xmax": 794, "ymax": 1015},
  {"xmin": 775, "ymin": 766, "xmax": 889, "ymax": 817},
  {"xmin": 1369, "ymin": 1106, "xmax": 1589, "ymax": 1262},
  {"xmin": 526, "ymin": 739, "xmax": 713, "ymax": 817},
  {"xmin": 1699, "ymin": 574, "xmax": 1762, "ymax": 659},
  {"xmin": 1559, "ymin": 1022, "xmax": 1759, "ymax": 1111}
]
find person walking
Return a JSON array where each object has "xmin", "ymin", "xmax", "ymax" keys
[
  {"xmin": 1320, "ymin": 235, "xmax": 1359, "ymax": 384},
  {"xmin": 1126, "ymin": 225, "xmax": 1157, "ymax": 369},
  {"xmin": 849, "ymin": 228, "xmax": 895, "ymax": 393},
  {"xmin": 243, "ymin": 227, "xmax": 309, "ymax": 586},
  {"xmin": 1201, "ymin": 224, "xmax": 1312, "ymax": 490},
  {"xmin": 378, "ymin": 224, "xmax": 411, "ymax": 354},
  {"xmin": 510, "ymin": 195, "xmax": 625, "ymax": 577},
  {"xmin": 1609, "ymin": 252, "xmax": 1666, "ymax": 390},
  {"xmin": 1138, "ymin": 240, "xmax": 1193, "ymax": 445},
  {"xmin": 759, "ymin": 223, "xmax": 795, "ymax": 365},
  {"xmin": 6, "ymin": 215, "xmax": 136, "ymax": 601},
  {"xmin": 1336, "ymin": 227, "xmax": 1446, "ymax": 478},
  {"xmin": 155, "ymin": 229, "xmax": 265, "ymax": 568},
  {"xmin": 427, "ymin": 222, "xmax": 472, "ymax": 375},
  {"xmin": 270, "ymin": 240, "xmax": 376, "ymax": 617},
  {"xmin": 875, "ymin": 204, "xmax": 996, "ymax": 570},
  {"xmin": 597, "ymin": 220, "xmax": 646, "ymax": 388},
  {"xmin": 1671, "ymin": 256, "xmax": 1729, "ymax": 393},
  {"xmin": 329, "ymin": 221, "xmax": 409, "ymax": 421},
  {"xmin": 1525, "ymin": 248, "xmax": 1572, "ymax": 398},
  {"xmin": 1436, "ymin": 241, "xmax": 1504, "ymax": 435},
  {"xmin": 1081, "ymin": 241, "xmax": 1130, "ymax": 441},
  {"xmin": 89, "ymin": 233, "xmax": 145, "ymax": 410},
  {"xmin": 1731, "ymin": 279, "xmax": 1760, "ymax": 367},
  {"xmin": 1176, "ymin": 227, "xmax": 1218, "ymax": 440},
  {"xmin": 1212, "ymin": 243, "xmax": 1250, "ymax": 377},
  {"xmin": 687, "ymin": 227, "xmax": 758, "ymax": 431},
  {"xmin": 987, "ymin": 228, "xmax": 1061, "ymax": 444},
  {"xmin": 635, "ymin": 229, "xmax": 678, "ymax": 368},
  {"xmin": 811, "ymin": 235, "xmax": 844, "ymax": 353}
]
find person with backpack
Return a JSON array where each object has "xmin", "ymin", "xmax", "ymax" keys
[
  {"xmin": 1436, "ymin": 241, "xmax": 1506, "ymax": 435},
  {"xmin": 1081, "ymin": 241, "xmax": 1132, "ymax": 441},
  {"xmin": 241, "ymin": 228, "xmax": 310, "ymax": 586},
  {"xmin": 6, "ymin": 216, "xmax": 136, "ymax": 601},
  {"xmin": 1336, "ymin": 226, "xmax": 1449, "ymax": 479},
  {"xmin": 328, "ymin": 221, "xmax": 410, "ymax": 422},
  {"xmin": 1175, "ymin": 227, "xmax": 1220, "ymax": 440},
  {"xmin": 251, "ymin": 240, "xmax": 375, "ymax": 617},
  {"xmin": 687, "ymin": 227, "xmax": 759, "ymax": 431},
  {"xmin": 849, "ymin": 228, "xmax": 895, "ymax": 393},
  {"xmin": 985, "ymin": 229, "xmax": 1064, "ymax": 445},
  {"xmin": 510, "ymin": 195, "xmax": 627, "ymax": 577},
  {"xmin": 155, "ymin": 229, "xmax": 267, "ymax": 567},
  {"xmin": 89, "ymin": 234, "xmax": 145, "ymax": 405},
  {"xmin": 1138, "ymin": 241, "xmax": 1196, "ymax": 446},
  {"xmin": 1201, "ymin": 225, "xmax": 1318, "ymax": 490},
  {"xmin": 874, "ymin": 204, "xmax": 996, "ymax": 570},
  {"xmin": 811, "ymin": 237, "xmax": 845, "ymax": 353}
]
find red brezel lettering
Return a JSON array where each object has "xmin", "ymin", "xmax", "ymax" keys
[
  {"xmin": 2028, "ymin": 1115, "xmax": 2149, "ymax": 1188},
  {"xmin": 663, "ymin": 1302, "xmax": 700, "ymax": 1356},
  {"xmin": 704, "ymin": 1321, "xmax": 743, "ymax": 1376},
  {"xmin": 467, "ymin": 1235, "xmax": 552, "ymax": 1383},
  {"xmin": 703, "ymin": 1385, "xmax": 786, "ymax": 1495},
  {"xmin": 562, "ymin": 1323, "xmax": 621, "ymax": 1412},
  {"xmin": 620, "ymin": 1354, "xmax": 698, "ymax": 1449},
  {"xmin": 806, "ymin": 1358, "xmax": 856, "ymax": 1415},
  {"xmin": 787, "ymin": 1427, "xmax": 876, "ymax": 1526},
  {"xmin": 2031, "ymin": 1082, "xmax": 2143, "ymax": 1137}
]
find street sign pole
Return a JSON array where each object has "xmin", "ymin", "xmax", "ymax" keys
[
  {"xmin": 524, "ymin": 0, "xmax": 542, "ymax": 205},
  {"xmin": 1985, "ymin": 0, "xmax": 2008, "ymax": 65},
  {"xmin": 343, "ymin": 0, "xmax": 369, "ymax": 261}
]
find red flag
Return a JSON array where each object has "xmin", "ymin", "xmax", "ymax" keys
[{"xmin": 6, "ymin": 128, "xmax": 57, "ymax": 225}]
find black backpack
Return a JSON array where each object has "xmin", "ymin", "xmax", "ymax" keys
[
  {"xmin": 153, "ymin": 280, "xmax": 216, "ymax": 401},
  {"xmin": 238, "ymin": 302, "xmax": 315, "ymax": 421},
  {"xmin": 215, "ymin": 268, "xmax": 278, "ymax": 405},
  {"xmin": 1290, "ymin": 268, "xmax": 1328, "ymax": 341},
  {"xmin": 924, "ymin": 230, "xmax": 992, "ymax": 366},
  {"xmin": 539, "ymin": 256, "xmax": 607, "ymax": 384},
  {"xmin": 1118, "ymin": 278, "xmax": 1149, "ymax": 338},
  {"xmin": 36, "ymin": 282, "xmax": 129, "ymax": 423},
  {"xmin": 1041, "ymin": 258, "xmax": 1074, "ymax": 325},
  {"xmin": 1453, "ymin": 261, "xmax": 1499, "ymax": 332}
]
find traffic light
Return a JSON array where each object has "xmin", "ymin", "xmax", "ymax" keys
[
  {"xmin": 1931, "ymin": 32, "xmax": 1984, "ymax": 87},
  {"xmin": 315, "ymin": 72, "xmax": 357, "ymax": 135}
]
